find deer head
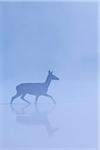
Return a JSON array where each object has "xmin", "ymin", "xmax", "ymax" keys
[{"xmin": 48, "ymin": 70, "xmax": 59, "ymax": 80}]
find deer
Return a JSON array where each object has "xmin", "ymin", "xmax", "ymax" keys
[{"xmin": 11, "ymin": 70, "xmax": 59, "ymax": 104}]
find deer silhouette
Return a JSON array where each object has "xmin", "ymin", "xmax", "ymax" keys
[{"xmin": 11, "ymin": 71, "xmax": 59, "ymax": 104}]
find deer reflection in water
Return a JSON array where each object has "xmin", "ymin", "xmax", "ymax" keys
[{"xmin": 10, "ymin": 103, "xmax": 58, "ymax": 136}]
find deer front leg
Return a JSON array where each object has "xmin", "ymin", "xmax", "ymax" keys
[
  {"xmin": 35, "ymin": 96, "xmax": 39, "ymax": 104},
  {"xmin": 44, "ymin": 94, "xmax": 56, "ymax": 104}
]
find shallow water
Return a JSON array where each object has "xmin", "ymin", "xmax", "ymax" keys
[{"xmin": 0, "ymin": 98, "xmax": 97, "ymax": 149}]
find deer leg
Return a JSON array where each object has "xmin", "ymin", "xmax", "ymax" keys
[
  {"xmin": 21, "ymin": 94, "xmax": 30, "ymax": 104},
  {"xmin": 11, "ymin": 93, "xmax": 21, "ymax": 104},
  {"xmin": 44, "ymin": 94, "xmax": 56, "ymax": 104},
  {"xmin": 35, "ymin": 96, "xmax": 39, "ymax": 104}
]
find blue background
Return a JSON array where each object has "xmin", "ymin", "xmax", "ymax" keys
[{"xmin": 0, "ymin": 2, "xmax": 97, "ymax": 149}]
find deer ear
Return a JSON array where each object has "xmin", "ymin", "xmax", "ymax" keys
[{"xmin": 48, "ymin": 70, "xmax": 50, "ymax": 74}]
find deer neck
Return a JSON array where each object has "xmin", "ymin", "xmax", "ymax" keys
[{"xmin": 45, "ymin": 76, "xmax": 51, "ymax": 88}]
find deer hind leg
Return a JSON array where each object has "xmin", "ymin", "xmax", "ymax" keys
[
  {"xmin": 21, "ymin": 94, "xmax": 30, "ymax": 104},
  {"xmin": 11, "ymin": 92, "xmax": 21, "ymax": 104},
  {"xmin": 44, "ymin": 94, "xmax": 56, "ymax": 104}
]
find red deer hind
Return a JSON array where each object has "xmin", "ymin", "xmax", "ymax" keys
[{"xmin": 11, "ymin": 70, "xmax": 59, "ymax": 104}]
